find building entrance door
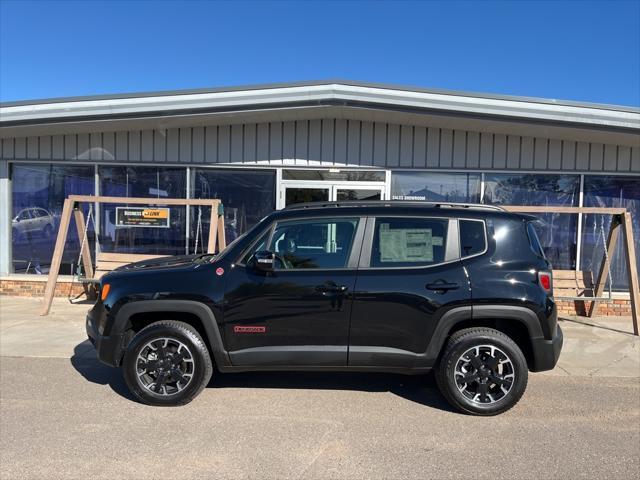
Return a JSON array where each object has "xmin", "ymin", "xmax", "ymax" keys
[
  {"xmin": 280, "ymin": 183, "xmax": 386, "ymax": 208},
  {"xmin": 278, "ymin": 169, "xmax": 388, "ymax": 209}
]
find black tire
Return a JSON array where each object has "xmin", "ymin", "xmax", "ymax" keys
[
  {"xmin": 122, "ymin": 320, "xmax": 213, "ymax": 406},
  {"xmin": 435, "ymin": 327, "xmax": 528, "ymax": 416}
]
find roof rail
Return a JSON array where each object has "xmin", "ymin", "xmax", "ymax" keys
[{"xmin": 283, "ymin": 200, "xmax": 506, "ymax": 212}]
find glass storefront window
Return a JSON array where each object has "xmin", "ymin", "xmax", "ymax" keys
[
  {"xmin": 282, "ymin": 169, "xmax": 385, "ymax": 182},
  {"xmin": 391, "ymin": 172, "xmax": 481, "ymax": 203},
  {"xmin": 483, "ymin": 174, "xmax": 580, "ymax": 270},
  {"xmin": 11, "ymin": 164, "xmax": 95, "ymax": 275},
  {"xmin": 581, "ymin": 176, "xmax": 640, "ymax": 291},
  {"xmin": 99, "ymin": 166, "xmax": 187, "ymax": 256},
  {"xmin": 189, "ymin": 169, "xmax": 276, "ymax": 251}
]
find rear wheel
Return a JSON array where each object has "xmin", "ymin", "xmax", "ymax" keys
[
  {"xmin": 435, "ymin": 327, "xmax": 528, "ymax": 415},
  {"xmin": 122, "ymin": 320, "xmax": 213, "ymax": 406}
]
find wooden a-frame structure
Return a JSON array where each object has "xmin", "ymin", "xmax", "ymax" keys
[
  {"xmin": 503, "ymin": 206, "xmax": 639, "ymax": 336},
  {"xmin": 41, "ymin": 195, "xmax": 226, "ymax": 316},
  {"xmin": 40, "ymin": 201, "xmax": 639, "ymax": 335}
]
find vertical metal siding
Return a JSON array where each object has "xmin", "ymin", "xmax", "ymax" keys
[
  {"xmin": 282, "ymin": 121, "xmax": 296, "ymax": 165},
  {"xmin": 334, "ymin": 119, "xmax": 348, "ymax": 166},
  {"xmin": 399, "ymin": 125, "xmax": 413, "ymax": 167},
  {"xmin": 386, "ymin": 123, "xmax": 400, "ymax": 167},
  {"xmin": 2, "ymin": 120, "xmax": 638, "ymax": 173}
]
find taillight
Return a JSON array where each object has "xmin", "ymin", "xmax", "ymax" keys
[{"xmin": 538, "ymin": 271, "xmax": 552, "ymax": 294}]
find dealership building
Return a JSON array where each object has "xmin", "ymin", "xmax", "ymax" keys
[{"xmin": 0, "ymin": 81, "xmax": 639, "ymax": 314}]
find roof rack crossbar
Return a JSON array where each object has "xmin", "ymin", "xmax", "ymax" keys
[{"xmin": 283, "ymin": 200, "xmax": 505, "ymax": 211}]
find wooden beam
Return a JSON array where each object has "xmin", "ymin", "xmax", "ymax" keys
[
  {"xmin": 40, "ymin": 198, "xmax": 73, "ymax": 316},
  {"xmin": 67, "ymin": 195, "xmax": 221, "ymax": 207},
  {"xmin": 503, "ymin": 206, "xmax": 627, "ymax": 214},
  {"xmin": 217, "ymin": 212, "xmax": 227, "ymax": 252},
  {"xmin": 207, "ymin": 203, "xmax": 218, "ymax": 254},
  {"xmin": 73, "ymin": 208, "xmax": 94, "ymax": 281},
  {"xmin": 588, "ymin": 216, "xmax": 621, "ymax": 317},
  {"xmin": 621, "ymin": 212, "xmax": 640, "ymax": 336}
]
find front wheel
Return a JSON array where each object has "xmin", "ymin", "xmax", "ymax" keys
[
  {"xmin": 435, "ymin": 327, "xmax": 528, "ymax": 416},
  {"xmin": 122, "ymin": 320, "xmax": 213, "ymax": 406}
]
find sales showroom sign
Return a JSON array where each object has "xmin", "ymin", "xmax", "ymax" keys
[{"xmin": 115, "ymin": 207, "xmax": 170, "ymax": 228}]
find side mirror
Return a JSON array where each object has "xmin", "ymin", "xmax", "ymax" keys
[{"xmin": 253, "ymin": 250, "xmax": 275, "ymax": 272}]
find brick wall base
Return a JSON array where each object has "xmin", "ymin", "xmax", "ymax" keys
[
  {"xmin": 554, "ymin": 298, "xmax": 632, "ymax": 316},
  {"xmin": 0, "ymin": 277, "xmax": 633, "ymax": 316},
  {"xmin": 0, "ymin": 278, "xmax": 95, "ymax": 298}
]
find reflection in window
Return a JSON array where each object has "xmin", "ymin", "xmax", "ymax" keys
[
  {"xmin": 11, "ymin": 164, "xmax": 95, "ymax": 274},
  {"xmin": 99, "ymin": 166, "xmax": 186, "ymax": 255},
  {"xmin": 391, "ymin": 172, "xmax": 481, "ymax": 203},
  {"xmin": 581, "ymin": 176, "xmax": 640, "ymax": 291},
  {"xmin": 190, "ymin": 169, "xmax": 276, "ymax": 252},
  {"xmin": 483, "ymin": 174, "xmax": 580, "ymax": 270},
  {"xmin": 270, "ymin": 218, "xmax": 358, "ymax": 269}
]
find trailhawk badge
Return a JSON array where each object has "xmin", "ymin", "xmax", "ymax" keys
[{"xmin": 233, "ymin": 326, "xmax": 267, "ymax": 333}]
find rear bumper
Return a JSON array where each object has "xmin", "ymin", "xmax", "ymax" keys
[
  {"xmin": 530, "ymin": 325, "xmax": 563, "ymax": 372},
  {"xmin": 86, "ymin": 308, "xmax": 124, "ymax": 367}
]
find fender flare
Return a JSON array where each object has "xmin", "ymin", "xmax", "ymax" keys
[
  {"xmin": 114, "ymin": 300, "xmax": 231, "ymax": 368},
  {"xmin": 425, "ymin": 305, "xmax": 543, "ymax": 362}
]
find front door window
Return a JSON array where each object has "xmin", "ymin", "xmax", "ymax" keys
[{"xmin": 269, "ymin": 217, "xmax": 360, "ymax": 269}]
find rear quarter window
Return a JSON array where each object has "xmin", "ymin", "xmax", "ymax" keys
[
  {"xmin": 526, "ymin": 222, "xmax": 546, "ymax": 258},
  {"xmin": 459, "ymin": 220, "xmax": 486, "ymax": 257}
]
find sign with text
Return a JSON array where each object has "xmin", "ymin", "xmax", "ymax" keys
[{"xmin": 115, "ymin": 207, "xmax": 170, "ymax": 228}]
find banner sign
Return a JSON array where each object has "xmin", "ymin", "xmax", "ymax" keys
[{"xmin": 115, "ymin": 207, "xmax": 170, "ymax": 228}]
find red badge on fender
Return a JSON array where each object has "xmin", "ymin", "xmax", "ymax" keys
[
  {"xmin": 215, "ymin": 267, "xmax": 224, "ymax": 276},
  {"xmin": 234, "ymin": 326, "xmax": 266, "ymax": 333}
]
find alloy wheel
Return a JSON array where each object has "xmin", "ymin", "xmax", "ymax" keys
[
  {"xmin": 453, "ymin": 344, "xmax": 515, "ymax": 404},
  {"xmin": 135, "ymin": 337, "xmax": 195, "ymax": 396}
]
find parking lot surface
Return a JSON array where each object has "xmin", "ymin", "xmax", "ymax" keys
[{"xmin": 1, "ymin": 297, "xmax": 639, "ymax": 479}]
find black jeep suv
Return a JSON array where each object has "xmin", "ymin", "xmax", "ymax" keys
[{"xmin": 86, "ymin": 201, "xmax": 563, "ymax": 415}]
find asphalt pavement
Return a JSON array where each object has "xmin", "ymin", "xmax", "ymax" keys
[{"xmin": 0, "ymin": 297, "xmax": 639, "ymax": 479}]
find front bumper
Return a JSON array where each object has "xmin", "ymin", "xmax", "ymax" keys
[
  {"xmin": 530, "ymin": 325, "xmax": 563, "ymax": 372},
  {"xmin": 86, "ymin": 308, "xmax": 124, "ymax": 367}
]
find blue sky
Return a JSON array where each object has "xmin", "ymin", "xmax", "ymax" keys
[{"xmin": 1, "ymin": 0, "xmax": 639, "ymax": 106}]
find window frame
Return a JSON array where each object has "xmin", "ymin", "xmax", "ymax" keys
[
  {"xmin": 458, "ymin": 218, "xmax": 489, "ymax": 260},
  {"xmin": 359, "ymin": 215, "xmax": 460, "ymax": 270}
]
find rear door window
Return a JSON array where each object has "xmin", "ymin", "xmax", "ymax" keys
[{"xmin": 370, "ymin": 217, "xmax": 448, "ymax": 267}]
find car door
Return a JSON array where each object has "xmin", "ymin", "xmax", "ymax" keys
[
  {"xmin": 16, "ymin": 209, "xmax": 33, "ymax": 234},
  {"xmin": 31, "ymin": 209, "xmax": 44, "ymax": 231},
  {"xmin": 222, "ymin": 215, "xmax": 365, "ymax": 367},
  {"xmin": 348, "ymin": 216, "xmax": 472, "ymax": 368}
]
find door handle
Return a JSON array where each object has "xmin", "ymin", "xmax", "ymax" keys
[
  {"xmin": 426, "ymin": 281, "xmax": 460, "ymax": 292},
  {"xmin": 315, "ymin": 284, "xmax": 348, "ymax": 293}
]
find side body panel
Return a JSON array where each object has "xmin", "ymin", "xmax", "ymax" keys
[
  {"xmin": 349, "ymin": 262, "xmax": 471, "ymax": 367},
  {"xmin": 462, "ymin": 215, "xmax": 557, "ymax": 340},
  {"xmin": 222, "ymin": 265, "xmax": 356, "ymax": 366}
]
